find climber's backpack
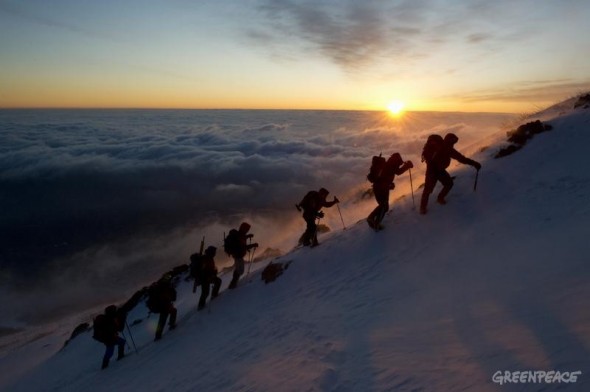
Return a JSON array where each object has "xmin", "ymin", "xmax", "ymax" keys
[
  {"xmin": 421, "ymin": 134, "xmax": 444, "ymax": 163},
  {"xmin": 367, "ymin": 154, "xmax": 386, "ymax": 183}
]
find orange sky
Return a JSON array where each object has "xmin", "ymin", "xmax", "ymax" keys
[{"xmin": 1, "ymin": 1, "xmax": 589, "ymax": 112}]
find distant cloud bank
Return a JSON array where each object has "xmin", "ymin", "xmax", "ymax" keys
[{"xmin": 0, "ymin": 109, "xmax": 513, "ymax": 323}]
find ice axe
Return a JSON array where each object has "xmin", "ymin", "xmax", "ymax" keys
[
  {"xmin": 192, "ymin": 236, "xmax": 205, "ymax": 293},
  {"xmin": 474, "ymin": 168, "xmax": 480, "ymax": 192}
]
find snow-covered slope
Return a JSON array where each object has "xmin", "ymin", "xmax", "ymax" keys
[{"xmin": 2, "ymin": 101, "xmax": 590, "ymax": 391}]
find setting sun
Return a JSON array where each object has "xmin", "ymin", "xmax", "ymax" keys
[{"xmin": 387, "ymin": 100, "xmax": 405, "ymax": 116}]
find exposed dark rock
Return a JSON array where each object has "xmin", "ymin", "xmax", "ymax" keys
[
  {"xmin": 495, "ymin": 120, "xmax": 552, "ymax": 159},
  {"xmin": 261, "ymin": 260, "xmax": 292, "ymax": 284},
  {"xmin": 507, "ymin": 120, "xmax": 552, "ymax": 145},
  {"xmin": 494, "ymin": 144, "xmax": 523, "ymax": 159},
  {"xmin": 63, "ymin": 322, "xmax": 90, "ymax": 347},
  {"xmin": 317, "ymin": 224, "xmax": 330, "ymax": 234},
  {"xmin": 574, "ymin": 93, "xmax": 590, "ymax": 109}
]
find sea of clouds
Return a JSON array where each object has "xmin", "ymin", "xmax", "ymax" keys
[{"xmin": 0, "ymin": 109, "xmax": 515, "ymax": 326}]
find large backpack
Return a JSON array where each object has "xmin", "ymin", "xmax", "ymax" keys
[
  {"xmin": 223, "ymin": 229, "xmax": 240, "ymax": 256},
  {"xmin": 146, "ymin": 283, "xmax": 163, "ymax": 313},
  {"xmin": 189, "ymin": 253, "xmax": 204, "ymax": 278},
  {"xmin": 92, "ymin": 314, "xmax": 108, "ymax": 343},
  {"xmin": 367, "ymin": 154, "xmax": 386, "ymax": 183},
  {"xmin": 298, "ymin": 191, "xmax": 317, "ymax": 212},
  {"xmin": 421, "ymin": 134, "xmax": 443, "ymax": 163}
]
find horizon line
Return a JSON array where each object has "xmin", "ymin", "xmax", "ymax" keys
[{"xmin": 0, "ymin": 107, "xmax": 520, "ymax": 115}]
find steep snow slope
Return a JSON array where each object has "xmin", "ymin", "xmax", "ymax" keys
[{"xmin": 2, "ymin": 103, "xmax": 589, "ymax": 391}]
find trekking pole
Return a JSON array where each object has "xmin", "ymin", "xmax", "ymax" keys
[
  {"xmin": 121, "ymin": 330, "xmax": 131, "ymax": 350},
  {"xmin": 246, "ymin": 237, "xmax": 253, "ymax": 276},
  {"xmin": 125, "ymin": 321, "xmax": 139, "ymax": 354},
  {"xmin": 336, "ymin": 202, "xmax": 346, "ymax": 230},
  {"xmin": 409, "ymin": 168, "xmax": 416, "ymax": 209},
  {"xmin": 474, "ymin": 169, "xmax": 480, "ymax": 192},
  {"xmin": 247, "ymin": 243, "xmax": 257, "ymax": 276}
]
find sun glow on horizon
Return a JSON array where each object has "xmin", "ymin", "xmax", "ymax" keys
[{"xmin": 387, "ymin": 100, "xmax": 405, "ymax": 116}]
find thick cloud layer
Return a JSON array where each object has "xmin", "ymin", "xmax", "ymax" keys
[{"xmin": 0, "ymin": 109, "xmax": 514, "ymax": 324}]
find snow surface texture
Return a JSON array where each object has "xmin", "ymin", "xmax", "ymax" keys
[{"xmin": 1, "ymin": 101, "xmax": 589, "ymax": 391}]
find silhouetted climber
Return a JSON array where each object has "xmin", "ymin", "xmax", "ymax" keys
[
  {"xmin": 191, "ymin": 246, "xmax": 222, "ymax": 310},
  {"xmin": 420, "ymin": 133, "xmax": 481, "ymax": 215},
  {"xmin": 367, "ymin": 153, "xmax": 413, "ymax": 230},
  {"xmin": 224, "ymin": 223, "xmax": 258, "ymax": 289},
  {"xmin": 146, "ymin": 274, "xmax": 177, "ymax": 340},
  {"xmin": 296, "ymin": 187, "xmax": 339, "ymax": 247},
  {"xmin": 92, "ymin": 305, "xmax": 126, "ymax": 369}
]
